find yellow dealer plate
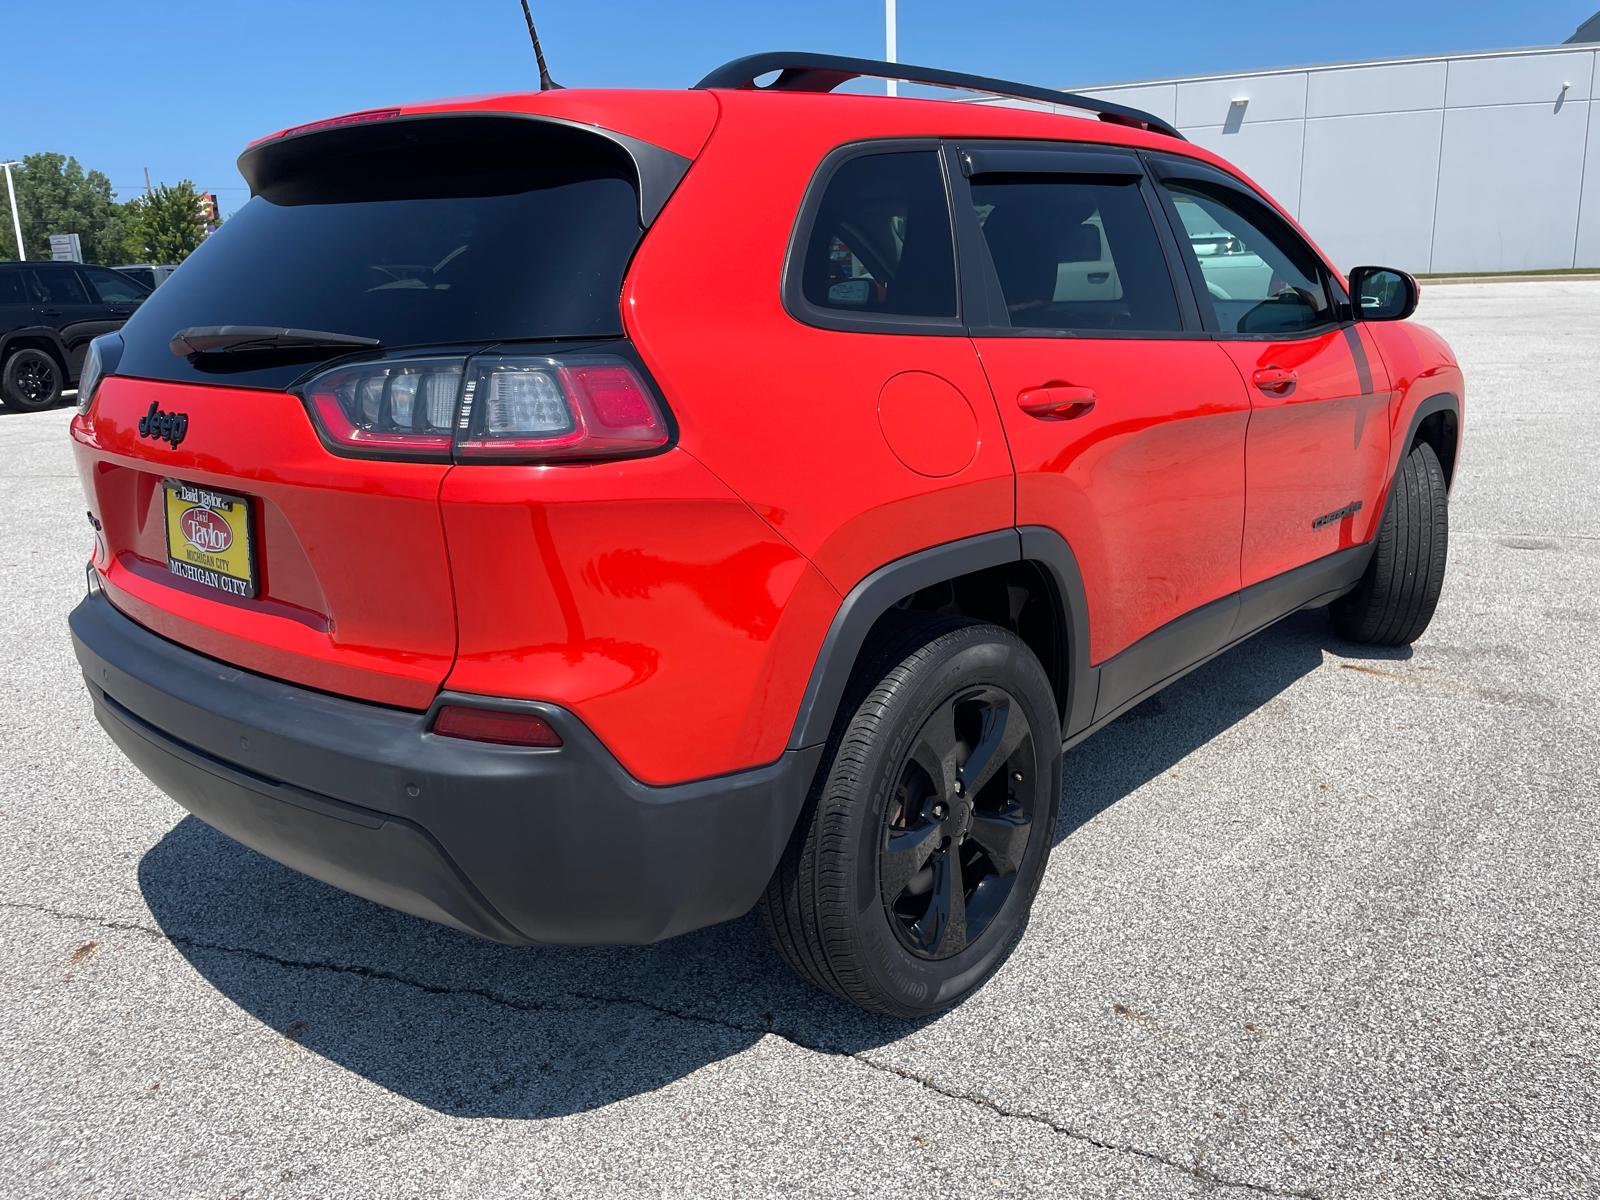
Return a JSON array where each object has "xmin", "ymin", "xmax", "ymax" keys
[{"xmin": 163, "ymin": 480, "xmax": 257, "ymax": 599}]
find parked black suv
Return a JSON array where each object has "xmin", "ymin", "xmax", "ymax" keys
[{"xmin": 0, "ymin": 260, "xmax": 151, "ymax": 411}]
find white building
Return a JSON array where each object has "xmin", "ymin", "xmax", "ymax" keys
[
  {"xmin": 989, "ymin": 23, "xmax": 1600, "ymax": 275},
  {"xmin": 1071, "ymin": 39, "xmax": 1600, "ymax": 276}
]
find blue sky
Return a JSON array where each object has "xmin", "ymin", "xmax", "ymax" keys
[{"xmin": 6, "ymin": 1, "xmax": 1594, "ymax": 217}]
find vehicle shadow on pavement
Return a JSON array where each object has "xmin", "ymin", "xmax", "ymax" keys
[{"xmin": 137, "ymin": 606, "xmax": 1407, "ymax": 1120}]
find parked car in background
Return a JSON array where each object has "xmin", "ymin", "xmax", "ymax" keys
[
  {"xmin": 114, "ymin": 265, "xmax": 179, "ymax": 290},
  {"xmin": 67, "ymin": 53, "xmax": 1462, "ymax": 1016},
  {"xmin": 0, "ymin": 261, "xmax": 150, "ymax": 411}
]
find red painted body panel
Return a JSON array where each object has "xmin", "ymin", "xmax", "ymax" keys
[
  {"xmin": 1219, "ymin": 329, "xmax": 1393, "ymax": 588},
  {"xmin": 622, "ymin": 94, "xmax": 1016, "ymax": 596},
  {"xmin": 438, "ymin": 451, "xmax": 840, "ymax": 784},
  {"xmin": 1366, "ymin": 316, "xmax": 1467, "ymax": 482},
  {"xmin": 974, "ymin": 338, "xmax": 1250, "ymax": 664},
  {"xmin": 73, "ymin": 377, "xmax": 456, "ymax": 709}
]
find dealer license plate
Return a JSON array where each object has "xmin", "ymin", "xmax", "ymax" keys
[{"xmin": 163, "ymin": 480, "xmax": 257, "ymax": 598}]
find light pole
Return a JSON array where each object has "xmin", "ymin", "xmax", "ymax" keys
[
  {"xmin": 885, "ymin": 0, "xmax": 897, "ymax": 96},
  {"xmin": 1, "ymin": 161, "xmax": 23, "ymax": 261}
]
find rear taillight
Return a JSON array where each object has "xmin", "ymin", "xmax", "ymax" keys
[
  {"xmin": 456, "ymin": 356, "xmax": 668, "ymax": 461},
  {"xmin": 297, "ymin": 352, "xmax": 668, "ymax": 464},
  {"xmin": 302, "ymin": 358, "xmax": 462, "ymax": 459},
  {"xmin": 432, "ymin": 705, "xmax": 563, "ymax": 747}
]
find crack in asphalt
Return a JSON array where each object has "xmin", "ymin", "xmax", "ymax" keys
[{"xmin": 7, "ymin": 899, "xmax": 1318, "ymax": 1198}]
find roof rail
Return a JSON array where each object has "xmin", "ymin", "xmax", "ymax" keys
[{"xmin": 693, "ymin": 52, "xmax": 1185, "ymax": 141}]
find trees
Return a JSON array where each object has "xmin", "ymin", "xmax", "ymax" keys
[
  {"xmin": 0, "ymin": 156, "xmax": 216, "ymax": 265},
  {"xmin": 121, "ymin": 181, "xmax": 209, "ymax": 265},
  {"xmin": 0, "ymin": 153, "xmax": 133, "ymax": 264}
]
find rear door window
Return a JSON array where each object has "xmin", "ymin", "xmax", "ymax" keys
[
  {"xmin": 967, "ymin": 174, "xmax": 1182, "ymax": 332},
  {"xmin": 1161, "ymin": 182, "xmax": 1333, "ymax": 335},
  {"xmin": 81, "ymin": 267, "xmax": 150, "ymax": 304},
  {"xmin": 797, "ymin": 150, "xmax": 958, "ymax": 321},
  {"xmin": 27, "ymin": 269, "xmax": 91, "ymax": 305}
]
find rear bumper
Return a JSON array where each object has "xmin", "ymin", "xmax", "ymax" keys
[{"xmin": 71, "ymin": 579, "xmax": 819, "ymax": 945}]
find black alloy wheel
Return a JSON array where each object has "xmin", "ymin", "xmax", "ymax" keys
[
  {"xmin": 760, "ymin": 614, "xmax": 1061, "ymax": 1017},
  {"xmin": 881, "ymin": 684, "xmax": 1037, "ymax": 960},
  {"xmin": 1, "ymin": 348, "xmax": 64, "ymax": 412}
]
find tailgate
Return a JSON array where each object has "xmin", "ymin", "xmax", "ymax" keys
[{"xmin": 73, "ymin": 376, "xmax": 455, "ymax": 709}]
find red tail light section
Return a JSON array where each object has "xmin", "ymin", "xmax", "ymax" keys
[
  {"xmin": 456, "ymin": 356, "xmax": 669, "ymax": 460},
  {"xmin": 432, "ymin": 705, "xmax": 563, "ymax": 747},
  {"xmin": 297, "ymin": 352, "xmax": 668, "ymax": 464}
]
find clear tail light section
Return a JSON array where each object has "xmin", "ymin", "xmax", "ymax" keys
[
  {"xmin": 296, "ymin": 351, "xmax": 668, "ymax": 464},
  {"xmin": 301, "ymin": 358, "xmax": 463, "ymax": 460},
  {"xmin": 456, "ymin": 355, "xmax": 668, "ymax": 461}
]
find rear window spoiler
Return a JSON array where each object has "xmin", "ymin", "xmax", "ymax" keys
[{"xmin": 237, "ymin": 111, "xmax": 694, "ymax": 228}]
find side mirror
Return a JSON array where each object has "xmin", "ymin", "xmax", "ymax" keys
[{"xmin": 1348, "ymin": 265, "xmax": 1419, "ymax": 322}]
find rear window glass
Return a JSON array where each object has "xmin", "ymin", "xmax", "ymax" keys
[
  {"xmin": 968, "ymin": 175, "xmax": 1181, "ymax": 332},
  {"xmin": 114, "ymin": 117, "xmax": 645, "ymax": 389},
  {"xmin": 800, "ymin": 151, "xmax": 957, "ymax": 319}
]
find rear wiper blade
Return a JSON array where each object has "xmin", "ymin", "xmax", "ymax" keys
[{"xmin": 170, "ymin": 326, "xmax": 381, "ymax": 357}]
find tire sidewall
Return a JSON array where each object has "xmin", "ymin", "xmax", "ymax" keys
[
  {"xmin": 3, "ymin": 349, "xmax": 63, "ymax": 412},
  {"xmin": 832, "ymin": 627, "xmax": 1061, "ymax": 1014}
]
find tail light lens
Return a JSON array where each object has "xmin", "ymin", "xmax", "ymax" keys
[
  {"xmin": 432, "ymin": 705, "xmax": 563, "ymax": 747},
  {"xmin": 302, "ymin": 358, "xmax": 463, "ymax": 460},
  {"xmin": 297, "ymin": 352, "xmax": 668, "ymax": 464},
  {"xmin": 457, "ymin": 355, "xmax": 668, "ymax": 461}
]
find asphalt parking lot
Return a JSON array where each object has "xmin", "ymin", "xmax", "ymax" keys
[{"xmin": 3, "ymin": 280, "xmax": 1597, "ymax": 1199}]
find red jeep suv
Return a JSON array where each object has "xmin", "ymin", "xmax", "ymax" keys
[{"xmin": 68, "ymin": 54, "xmax": 1462, "ymax": 1017}]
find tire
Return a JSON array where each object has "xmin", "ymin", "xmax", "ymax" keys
[
  {"xmin": 1, "ymin": 348, "xmax": 64, "ymax": 412},
  {"xmin": 1330, "ymin": 440, "xmax": 1449, "ymax": 645},
  {"xmin": 759, "ymin": 614, "xmax": 1062, "ymax": 1017}
]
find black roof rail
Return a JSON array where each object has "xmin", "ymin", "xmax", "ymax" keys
[{"xmin": 693, "ymin": 52, "xmax": 1185, "ymax": 141}]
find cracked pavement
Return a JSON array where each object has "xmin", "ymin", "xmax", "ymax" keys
[{"xmin": 3, "ymin": 281, "xmax": 1598, "ymax": 1198}]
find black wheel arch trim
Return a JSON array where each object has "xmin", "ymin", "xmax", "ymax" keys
[
  {"xmin": 1398, "ymin": 391, "xmax": 1461, "ymax": 493},
  {"xmin": 786, "ymin": 527, "xmax": 1096, "ymax": 751}
]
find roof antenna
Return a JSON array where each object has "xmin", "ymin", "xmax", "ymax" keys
[{"xmin": 519, "ymin": 1, "xmax": 563, "ymax": 90}]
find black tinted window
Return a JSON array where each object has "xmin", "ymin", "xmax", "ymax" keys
[
  {"xmin": 28, "ymin": 269, "xmax": 90, "ymax": 305},
  {"xmin": 114, "ymin": 118, "xmax": 645, "ymax": 388},
  {"xmin": 82, "ymin": 267, "xmax": 149, "ymax": 303},
  {"xmin": 0, "ymin": 270, "xmax": 24, "ymax": 305},
  {"xmin": 801, "ymin": 151, "xmax": 956, "ymax": 318},
  {"xmin": 1164, "ymin": 182, "xmax": 1332, "ymax": 335},
  {"xmin": 969, "ymin": 175, "xmax": 1181, "ymax": 332}
]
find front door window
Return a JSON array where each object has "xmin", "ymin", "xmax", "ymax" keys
[{"xmin": 1164, "ymin": 183, "xmax": 1334, "ymax": 335}]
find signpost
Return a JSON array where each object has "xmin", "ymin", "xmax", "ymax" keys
[{"xmin": 1, "ymin": 161, "xmax": 23, "ymax": 260}]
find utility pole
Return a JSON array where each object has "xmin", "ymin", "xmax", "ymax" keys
[
  {"xmin": 144, "ymin": 167, "xmax": 152, "ymax": 198},
  {"xmin": 885, "ymin": 0, "xmax": 897, "ymax": 96},
  {"xmin": 1, "ymin": 162, "xmax": 23, "ymax": 261}
]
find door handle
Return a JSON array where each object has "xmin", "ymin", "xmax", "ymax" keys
[
  {"xmin": 109, "ymin": 309, "xmax": 131, "ymax": 316},
  {"xmin": 1018, "ymin": 384, "xmax": 1097, "ymax": 421},
  {"xmin": 41, "ymin": 308, "xmax": 62, "ymax": 316},
  {"xmin": 1252, "ymin": 366, "xmax": 1298, "ymax": 395}
]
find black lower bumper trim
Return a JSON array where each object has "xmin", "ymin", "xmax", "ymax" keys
[{"xmin": 71, "ymin": 582, "xmax": 820, "ymax": 945}]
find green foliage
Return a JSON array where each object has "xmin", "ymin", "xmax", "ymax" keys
[
  {"xmin": 0, "ymin": 152, "xmax": 133, "ymax": 264},
  {"xmin": 122, "ymin": 181, "xmax": 210, "ymax": 265}
]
